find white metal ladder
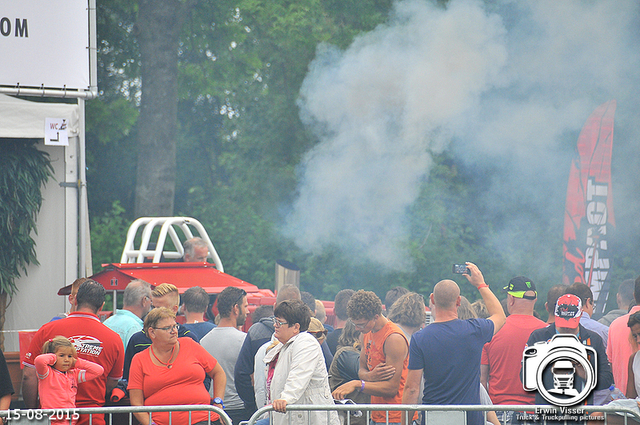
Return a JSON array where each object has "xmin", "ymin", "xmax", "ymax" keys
[{"xmin": 119, "ymin": 216, "xmax": 224, "ymax": 272}]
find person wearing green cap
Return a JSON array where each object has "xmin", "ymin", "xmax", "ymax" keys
[{"xmin": 480, "ymin": 276, "xmax": 546, "ymax": 425}]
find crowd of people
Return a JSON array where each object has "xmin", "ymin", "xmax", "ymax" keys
[{"xmin": 8, "ymin": 256, "xmax": 640, "ymax": 425}]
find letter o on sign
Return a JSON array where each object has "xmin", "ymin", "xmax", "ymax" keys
[{"xmin": 0, "ymin": 17, "xmax": 11, "ymax": 36}]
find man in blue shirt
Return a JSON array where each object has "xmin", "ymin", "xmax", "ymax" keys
[
  {"xmin": 181, "ymin": 286, "xmax": 216, "ymax": 341},
  {"xmin": 402, "ymin": 263, "xmax": 505, "ymax": 425},
  {"xmin": 104, "ymin": 279, "xmax": 152, "ymax": 349}
]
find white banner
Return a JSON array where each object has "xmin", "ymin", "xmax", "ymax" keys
[{"xmin": 0, "ymin": 0, "xmax": 90, "ymax": 90}]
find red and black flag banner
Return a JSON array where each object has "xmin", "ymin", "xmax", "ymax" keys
[{"xmin": 562, "ymin": 100, "xmax": 616, "ymax": 318}]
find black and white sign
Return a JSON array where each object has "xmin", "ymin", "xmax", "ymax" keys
[{"xmin": 0, "ymin": 0, "xmax": 90, "ymax": 90}]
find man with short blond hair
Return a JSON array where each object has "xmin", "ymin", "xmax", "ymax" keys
[
  {"xmin": 151, "ymin": 282, "xmax": 181, "ymax": 309},
  {"xmin": 123, "ymin": 283, "xmax": 197, "ymax": 379}
]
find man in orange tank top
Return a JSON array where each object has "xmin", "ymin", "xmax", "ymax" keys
[{"xmin": 332, "ymin": 290, "xmax": 409, "ymax": 425}]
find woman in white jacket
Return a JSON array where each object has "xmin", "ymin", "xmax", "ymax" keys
[{"xmin": 264, "ymin": 299, "xmax": 339, "ymax": 425}]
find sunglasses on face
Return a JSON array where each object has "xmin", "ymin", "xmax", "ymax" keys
[
  {"xmin": 273, "ymin": 318, "xmax": 289, "ymax": 327},
  {"xmin": 154, "ymin": 324, "xmax": 179, "ymax": 332}
]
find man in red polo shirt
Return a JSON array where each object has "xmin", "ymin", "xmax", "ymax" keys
[
  {"xmin": 481, "ymin": 276, "xmax": 546, "ymax": 425},
  {"xmin": 22, "ymin": 280, "xmax": 124, "ymax": 425}
]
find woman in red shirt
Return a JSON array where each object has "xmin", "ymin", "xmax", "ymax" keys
[{"xmin": 128, "ymin": 307, "xmax": 226, "ymax": 425}]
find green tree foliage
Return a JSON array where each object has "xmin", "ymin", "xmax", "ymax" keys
[
  {"xmin": 90, "ymin": 201, "xmax": 131, "ymax": 272},
  {"xmin": 88, "ymin": 0, "xmax": 397, "ymax": 276},
  {"xmin": 0, "ymin": 140, "xmax": 53, "ymax": 295},
  {"xmin": 88, "ymin": 0, "xmax": 512, "ymax": 302},
  {"xmin": 88, "ymin": 0, "xmax": 632, "ymax": 312}
]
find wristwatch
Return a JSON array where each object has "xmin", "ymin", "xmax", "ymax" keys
[{"xmin": 213, "ymin": 397, "xmax": 225, "ymax": 408}]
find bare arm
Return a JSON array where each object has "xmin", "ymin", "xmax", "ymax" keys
[
  {"xmin": 0, "ymin": 393, "xmax": 10, "ymax": 425},
  {"xmin": 464, "ymin": 262, "xmax": 505, "ymax": 335},
  {"xmin": 486, "ymin": 411, "xmax": 500, "ymax": 425},
  {"xmin": 0, "ymin": 392, "xmax": 9, "ymax": 411},
  {"xmin": 480, "ymin": 364, "xmax": 489, "ymax": 391},
  {"xmin": 332, "ymin": 343, "xmax": 374, "ymax": 399},
  {"xmin": 401, "ymin": 369, "xmax": 422, "ymax": 425},
  {"xmin": 358, "ymin": 363, "xmax": 396, "ymax": 382},
  {"xmin": 334, "ymin": 333, "xmax": 408, "ymax": 399},
  {"xmin": 362, "ymin": 333, "xmax": 408, "ymax": 398},
  {"xmin": 627, "ymin": 354, "xmax": 638, "ymax": 399},
  {"xmin": 21, "ymin": 367, "xmax": 38, "ymax": 408},
  {"xmin": 357, "ymin": 333, "xmax": 396, "ymax": 383},
  {"xmin": 208, "ymin": 362, "xmax": 227, "ymax": 401},
  {"xmin": 129, "ymin": 389, "xmax": 151, "ymax": 425}
]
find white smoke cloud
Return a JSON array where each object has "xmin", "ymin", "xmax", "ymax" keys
[
  {"xmin": 285, "ymin": 0, "xmax": 507, "ymax": 268},
  {"xmin": 285, "ymin": 0, "xmax": 640, "ymax": 271}
]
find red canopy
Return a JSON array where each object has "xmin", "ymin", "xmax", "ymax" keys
[{"xmin": 91, "ymin": 262, "xmax": 274, "ymax": 296}]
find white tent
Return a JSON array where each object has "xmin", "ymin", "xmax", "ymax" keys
[{"xmin": 0, "ymin": 94, "xmax": 91, "ymax": 351}]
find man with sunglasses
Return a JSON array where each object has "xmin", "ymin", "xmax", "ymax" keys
[{"xmin": 201, "ymin": 287, "xmax": 249, "ymax": 425}]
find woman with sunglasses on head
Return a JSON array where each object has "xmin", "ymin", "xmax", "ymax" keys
[
  {"xmin": 263, "ymin": 299, "xmax": 339, "ymax": 425},
  {"xmin": 308, "ymin": 317, "xmax": 334, "ymax": 371},
  {"xmin": 128, "ymin": 307, "xmax": 227, "ymax": 425}
]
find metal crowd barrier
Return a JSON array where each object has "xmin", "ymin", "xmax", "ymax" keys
[
  {"xmin": 2, "ymin": 404, "xmax": 639, "ymax": 425},
  {"xmin": 244, "ymin": 403, "xmax": 640, "ymax": 425},
  {"xmin": 0, "ymin": 405, "xmax": 231, "ymax": 425}
]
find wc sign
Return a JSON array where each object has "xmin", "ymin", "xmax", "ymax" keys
[{"xmin": 44, "ymin": 118, "xmax": 69, "ymax": 146}]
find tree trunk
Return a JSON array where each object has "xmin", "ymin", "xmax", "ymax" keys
[
  {"xmin": 134, "ymin": 0, "xmax": 187, "ymax": 217},
  {"xmin": 0, "ymin": 292, "xmax": 7, "ymax": 351}
]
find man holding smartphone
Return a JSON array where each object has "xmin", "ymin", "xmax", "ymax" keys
[{"xmin": 402, "ymin": 263, "xmax": 506, "ymax": 425}]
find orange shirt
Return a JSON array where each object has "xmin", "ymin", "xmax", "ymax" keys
[
  {"xmin": 363, "ymin": 320, "xmax": 409, "ymax": 423},
  {"xmin": 128, "ymin": 338, "xmax": 218, "ymax": 425},
  {"xmin": 607, "ymin": 306, "xmax": 640, "ymax": 391}
]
